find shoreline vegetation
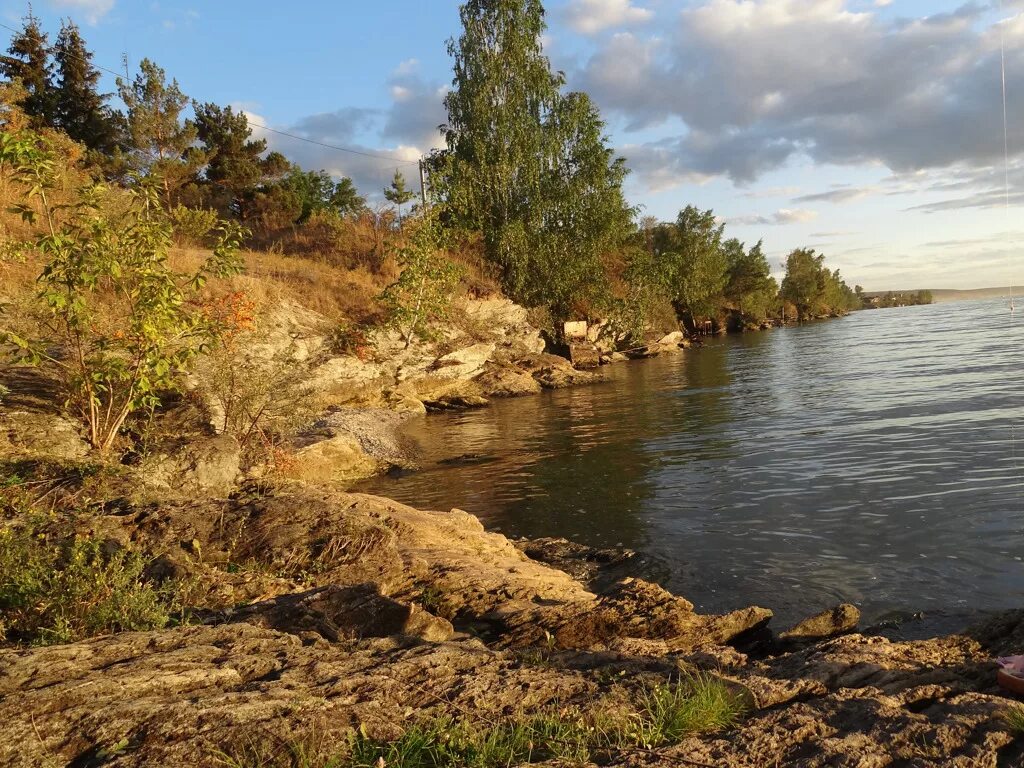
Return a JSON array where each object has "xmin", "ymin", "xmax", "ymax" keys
[{"xmin": 0, "ymin": 3, "xmax": 1017, "ymax": 767}]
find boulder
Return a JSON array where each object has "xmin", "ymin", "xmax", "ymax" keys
[
  {"xmin": 569, "ymin": 342, "xmax": 602, "ymax": 370},
  {"xmin": 139, "ymin": 435, "xmax": 241, "ymax": 497},
  {"xmin": 516, "ymin": 353, "xmax": 603, "ymax": 389},
  {"xmin": 563, "ymin": 320, "xmax": 588, "ymax": 341},
  {"xmin": 0, "ymin": 410, "xmax": 91, "ymax": 460},
  {"xmin": 779, "ymin": 603, "xmax": 861, "ymax": 642},
  {"xmin": 474, "ymin": 364, "xmax": 543, "ymax": 398},
  {"xmin": 221, "ymin": 583, "xmax": 454, "ymax": 643},
  {"xmin": 657, "ymin": 330, "xmax": 685, "ymax": 346},
  {"xmin": 292, "ymin": 408, "xmax": 420, "ymax": 483},
  {"xmin": 429, "ymin": 343, "xmax": 497, "ymax": 380}
]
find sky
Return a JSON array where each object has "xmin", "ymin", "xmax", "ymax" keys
[{"xmin": 2, "ymin": 0, "xmax": 1023, "ymax": 290}]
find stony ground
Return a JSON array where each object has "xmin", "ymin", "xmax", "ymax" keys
[
  {"xmin": 2, "ymin": 298, "xmax": 1024, "ymax": 766},
  {"xmin": 1, "ymin": 484, "xmax": 1024, "ymax": 766}
]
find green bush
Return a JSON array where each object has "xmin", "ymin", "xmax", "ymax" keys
[
  {"xmin": 0, "ymin": 525, "xmax": 179, "ymax": 645},
  {"xmin": 170, "ymin": 204, "xmax": 220, "ymax": 246}
]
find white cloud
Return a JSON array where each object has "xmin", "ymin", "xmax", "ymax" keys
[
  {"xmin": 572, "ymin": 0, "xmax": 1024, "ymax": 189},
  {"xmin": 564, "ymin": 0, "xmax": 653, "ymax": 36},
  {"xmin": 48, "ymin": 0, "xmax": 114, "ymax": 25},
  {"xmin": 727, "ymin": 208, "xmax": 818, "ymax": 226}
]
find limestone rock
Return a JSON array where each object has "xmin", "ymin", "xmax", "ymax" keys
[
  {"xmin": 780, "ymin": 603, "xmax": 861, "ymax": 642},
  {"xmin": 221, "ymin": 583, "xmax": 454, "ymax": 643},
  {"xmin": 515, "ymin": 353, "xmax": 603, "ymax": 389},
  {"xmin": 569, "ymin": 342, "xmax": 602, "ymax": 370},
  {"xmin": 474, "ymin": 364, "xmax": 543, "ymax": 398},
  {"xmin": 429, "ymin": 343, "xmax": 496, "ymax": 380},
  {"xmin": 0, "ymin": 410, "xmax": 90, "ymax": 459},
  {"xmin": 138, "ymin": 435, "xmax": 241, "ymax": 497}
]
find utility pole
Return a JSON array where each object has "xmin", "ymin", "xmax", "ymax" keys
[{"xmin": 418, "ymin": 159, "xmax": 428, "ymax": 208}]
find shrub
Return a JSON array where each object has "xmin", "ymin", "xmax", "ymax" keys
[
  {"xmin": 379, "ymin": 212, "xmax": 463, "ymax": 349},
  {"xmin": 0, "ymin": 130, "xmax": 245, "ymax": 453},
  {"xmin": 170, "ymin": 204, "xmax": 219, "ymax": 246},
  {"xmin": 0, "ymin": 525, "xmax": 180, "ymax": 645}
]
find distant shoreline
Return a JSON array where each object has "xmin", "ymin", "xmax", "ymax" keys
[{"xmin": 865, "ymin": 286, "xmax": 1022, "ymax": 303}]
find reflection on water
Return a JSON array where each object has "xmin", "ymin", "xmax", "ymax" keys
[{"xmin": 359, "ymin": 299, "xmax": 1024, "ymax": 626}]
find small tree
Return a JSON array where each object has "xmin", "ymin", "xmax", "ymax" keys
[
  {"xmin": 379, "ymin": 213, "xmax": 462, "ymax": 348},
  {"xmin": 0, "ymin": 131, "xmax": 245, "ymax": 453},
  {"xmin": 384, "ymin": 169, "xmax": 416, "ymax": 225}
]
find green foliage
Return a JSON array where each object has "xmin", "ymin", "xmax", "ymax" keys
[
  {"xmin": 117, "ymin": 58, "xmax": 205, "ymax": 205},
  {"xmin": 438, "ymin": 0, "xmax": 633, "ymax": 317},
  {"xmin": 53, "ymin": 21, "xmax": 121, "ymax": 155},
  {"xmin": 650, "ymin": 206, "xmax": 729, "ymax": 325},
  {"xmin": 628, "ymin": 675, "xmax": 748, "ymax": 747},
  {"xmin": 282, "ymin": 168, "xmax": 366, "ymax": 223},
  {"xmin": 193, "ymin": 103, "xmax": 291, "ymax": 219},
  {"xmin": 220, "ymin": 675, "xmax": 747, "ymax": 768},
  {"xmin": 867, "ymin": 289, "xmax": 934, "ymax": 309},
  {"xmin": 0, "ymin": 130, "xmax": 245, "ymax": 452},
  {"xmin": 170, "ymin": 204, "xmax": 220, "ymax": 245},
  {"xmin": 384, "ymin": 169, "xmax": 416, "ymax": 222},
  {"xmin": 780, "ymin": 248, "xmax": 859, "ymax": 319},
  {"xmin": 1003, "ymin": 706, "xmax": 1024, "ymax": 734},
  {"xmin": 724, "ymin": 238, "xmax": 778, "ymax": 322},
  {"xmin": 0, "ymin": 11, "xmax": 55, "ymax": 127},
  {"xmin": 379, "ymin": 213, "xmax": 463, "ymax": 348},
  {"xmin": 0, "ymin": 524, "xmax": 177, "ymax": 645}
]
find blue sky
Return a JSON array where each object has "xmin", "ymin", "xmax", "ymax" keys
[{"xmin": 2, "ymin": 0, "xmax": 1022, "ymax": 290}]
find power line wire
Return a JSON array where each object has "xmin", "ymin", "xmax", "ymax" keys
[{"xmin": 0, "ymin": 19, "xmax": 421, "ymax": 167}]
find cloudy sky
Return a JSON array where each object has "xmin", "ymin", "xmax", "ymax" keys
[{"xmin": 2, "ymin": 0, "xmax": 1022, "ymax": 290}]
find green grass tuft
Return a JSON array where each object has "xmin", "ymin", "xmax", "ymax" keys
[
  {"xmin": 217, "ymin": 674, "xmax": 749, "ymax": 768},
  {"xmin": 1004, "ymin": 706, "xmax": 1024, "ymax": 734}
]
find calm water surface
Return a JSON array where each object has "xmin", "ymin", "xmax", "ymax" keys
[{"xmin": 360, "ymin": 299, "xmax": 1024, "ymax": 628}]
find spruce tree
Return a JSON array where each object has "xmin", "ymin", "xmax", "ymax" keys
[
  {"xmin": 1, "ymin": 11, "xmax": 55, "ymax": 127},
  {"xmin": 53, "ymin": 21, "xmax": 119, "ymax": 154}
]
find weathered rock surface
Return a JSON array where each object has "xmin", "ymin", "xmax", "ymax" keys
[
  {"xmin": 0, "ymin": 409, "xmax": 91, "ymax": 460},
  {"xmin": 137, "ymin": 434, "xmax": 242, "ymax": 497},
  {"xmin": 474, "ymin": 363, "xmax": 543, "ymax": 398},
  {"xmin": 779, "ymin": 603, "xmax": 861, "ymax": 642},
  {"xmin": 217, "ymin": 583, "xmax": 454, "ymax": 643},
  {"xmin": 4, "ymin": 484, "xmax": 1024, "ymax": 767}
]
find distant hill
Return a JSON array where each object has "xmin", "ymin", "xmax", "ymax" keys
[{"xmin": 865, "ymin": 287, "xmax": 1022, "ymax": 303}]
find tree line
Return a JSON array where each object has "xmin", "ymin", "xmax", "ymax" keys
[{"xmin": 1, "ymin": 3, "xmax": 862, "ymax": 339}]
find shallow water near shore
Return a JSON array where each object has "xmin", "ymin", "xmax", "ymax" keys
[{"xmin": 360, "ymin": 298, "xmax": 1024, "ymax": 631}]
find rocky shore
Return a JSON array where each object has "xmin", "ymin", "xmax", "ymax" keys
[
  {"xmin": 1, "ymin": 481, "xmax": 1023, "ymax": 766},
  {"xmin": 2, "ymin": 296, "xmax": 1021, "ymax": 767}
]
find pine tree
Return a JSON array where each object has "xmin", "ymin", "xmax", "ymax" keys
[
  {"xmin": 117, "ymin": 58, "xmax": 205, "ymax": 206},
  {"xmin": 384, "ymin": 169, "xmax": 415, "ymax": 223},
  {"xmin": 193, "ymin": 102, "xmax": 271, "ymax": 217},
  {"xmin": 53, "ymin": 21, "xmax": 119, "ymax": 154},
  {"xmin": 0, "ymin": 11, "xmax": 55, "ymax": 127}
]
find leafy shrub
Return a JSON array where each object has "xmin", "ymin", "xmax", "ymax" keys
[
  {"xmin": 170, "ymin": 204, "xmax": 220, "ymax": 246},
  {"xmin": 379, "ymin": 213, "xmax": 463, "ymax": 349},
  {"xmin": 0, "ymin": 525, "xmax": 180, "ymax": 645},
  {"xmin": 0, "ymin": 130, "xmax": 246, "ymax": 453}
]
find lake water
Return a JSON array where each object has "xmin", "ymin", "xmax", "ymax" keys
[{"xmin": 359, "ymin": 299, "xmax": 1024, "ymax": 630}]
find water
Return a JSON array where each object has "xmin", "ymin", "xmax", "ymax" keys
[{"xmin": 359, "ymin": 299, "xmax": 1024, "ymax": 629}]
